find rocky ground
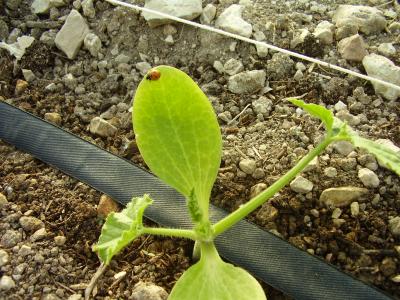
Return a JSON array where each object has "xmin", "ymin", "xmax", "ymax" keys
[{"xmin": 0, "ymin": 0, "xmax": 400, "ymax": 299}]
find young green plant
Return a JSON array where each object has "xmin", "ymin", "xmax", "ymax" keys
[{"xmin": 93, "ymin": 66, "xmax": 400, "ymax": 300}]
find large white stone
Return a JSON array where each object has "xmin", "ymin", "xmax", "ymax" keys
[
  {"xmin": 313, "ymin": 21, "xmax": 334, "ymax": 45},
  {"xmin": 333, "ymin": 5, "xmax": 387, "ymax": 35},
  {"xmin": 55, "ymin": 10, "xmax": 89, "ymax": 59},
  {"xmin": 362, "ymin": 54, "xmax": 400, "ymax": 101},
  {"xmin": 215, "ymin": 4, "xmax": 252, "ymax": 38},
  {"xmin": 319, "ymin": 187, "xmax": 368, "ymax": 207},
  {"xmin": 337, "ymin": 34, "xmax": 367, "ymax": 62},
  {"xmin": 143, "ymin": 0, "xmax": 202, "ymax": 28}
]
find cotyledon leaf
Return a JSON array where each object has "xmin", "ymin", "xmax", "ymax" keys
[
  {"xmin": 92, "ymin": 195, "xmax": 152, "ymax": 265},
  {"xmin": 169, "ymin": 242, "xmax": 266, "ymax": 300},
  {"xmin": 133, "ymin": 66, "xmax": 222, "ymax": 222}
]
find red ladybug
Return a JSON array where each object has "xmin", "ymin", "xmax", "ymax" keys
[{"xmin": 146, "ymin": 69, "xmax": 161, "ymax": 80}]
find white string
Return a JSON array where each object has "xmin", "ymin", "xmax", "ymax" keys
[{"xmin": 105, "ymin": 0, "xmax": 400, "ymax": 93}]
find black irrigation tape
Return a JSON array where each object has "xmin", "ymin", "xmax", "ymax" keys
[{"xmin": 0, "ymin": 101, "xmax": 393, "ymax": 300}]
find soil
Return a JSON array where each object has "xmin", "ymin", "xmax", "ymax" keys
[{"xmin": 1, "ymin": 0, "xmax": 400, "ymax": 299}]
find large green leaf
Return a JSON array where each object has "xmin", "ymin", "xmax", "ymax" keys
[
  {"xmin": 169, "ymin": 242, "xmax": 266, "ymax": 300},
  {"xmin": 133, "ymin": 66, "xmax": 222, "ymax": 221},
  {"xmin": 92, "ymin": 195, "xmax": 152, "ymax": 264},
  {"xmin": 289, "ymin": 98, "xmax": 334, "ymax": 133}
]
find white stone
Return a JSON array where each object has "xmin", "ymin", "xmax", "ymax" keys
[
  {"xmin": 350, "ymin": 202, "xmax": 360, "ymax": 217},
  {"xmin": 293, "ymin": 69, "xmax": 303, "ymax": 81},
  {"xmin": 131, "ymin": 282, "xmax": 168, "ymax": 300},
  {"xmin": 224, "ymin": 58, "xmax": 244, "ymax": 76},
  {"xmin": 331, "ymin": 208, "xmax": 342, "ymax": 219},
  {"xmin": 89, "ymin": 117, "xmax": 117, "ymax": 138},
  {"xmin": 324, "ymin": 167, "xmax": 337, "ymax": 178},
  {"xmin": 334, "ymin": 101, "xmax": 347, "ymax": 111},
  {"xmin": 31, "ymin": 0, "xmax": 51, "ymax": 14},
  {"xmin": 256, "ymin": 43, "xmax": 269, "ymax": 58},
  {"xmin": 333, "ymin": 5, "xmax": 387, "ymax": 35},
  {"xmin": 362, "ymin": 54, "xmax": 400, "ymax": 101},
  {"xmin": 378, "ymin": 43, "xmax": 396, "ymax": 57},
  {"xmin": 200, "ymin": 4, "xmax": 216, "ymax": 24},
  {"xmin": 358, "ymin": 168, "xmax": 380, "ymax": 188},
  {"xmin": 239, "ymin": 159, "xmax": 256, "ymax": 175},
  {"xmin": 143, "ymin": 0, "xmax": 202, "ymax": 28},
  {"xmin": 215, "ymin": 5, "xmax": 252, "ymax": 38},
  {"xmin": 338, "ymin": 34, "xmax": 368, "ymax": 62},
  {"xmin": 81, "ymin": 0, "xmax": 95, "ymax": 18},
  {"xmin": 0, "ymin": 250, "xmax": 9, "ymax": 267},
  {"xmin": 313, "ymin": 21, "xmax": 334, "ymax": 44},
  {"xmin": 228, "ymin": 70, "xmax": 266, "ymax": 94},
  {"xmin": 22, "ymin": 69, "xmax": 36, "ymax": 82},
  {"xmin": 55, "ymin": 10, "xmax": 89, "ymax": 59},
  {"xmin": 213, "ymin": 61, "xmax": 224, "ymax": 73},
  {"xmin": 290, "ymin": 28, "xmax": 310, "ymax": 49},
  {"xmin": 333, "ymin": 141, "xmax": 354, "ymax": 156},
  {"xmin": 319, "ymin": 187, "xmax": 368, "ymax": 207},
  {"xmin": 49, "ymin": 0, "xmax": 65, "ymax": 7},
  {"xmin": 290, "ymin": 176, "xmax": 313, "ymax": 194},
  {"xmin": 0, "ymin": 275, "xmax": 15, "ymax": 291},
  {"xmin": 252, "ymin": 96, "xmax": 272, "ymax": 117},
  {"xmin": 84, "ymin": 33, "xmax": 101, "ymax": 57},
  {"xmin": 389, "ymin": 217, "xmax": 400, "ymax": 236}
]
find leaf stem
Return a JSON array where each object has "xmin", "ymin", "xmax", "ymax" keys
[
  {"xmin": 212, "ymin": 135, "xmax": 333, "ymax": 237},
  {"xmin": 142, "ymin": 227, "xmax": 197, "ymax": 240}
]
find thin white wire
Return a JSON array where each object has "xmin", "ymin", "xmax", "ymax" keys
[{"xmin": 106, "ymin": 0, "xmax": 400, "ymax": 92}]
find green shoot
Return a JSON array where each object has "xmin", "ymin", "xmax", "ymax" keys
[{"xmin": 93, "ymin": 66, "xmax": 400, "ymax": 300}]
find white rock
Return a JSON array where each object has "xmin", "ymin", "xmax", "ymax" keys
[
  {"xmin": 81, "ymin": 0, "xmax": 95, "ymax": 18},
  {"xmin": 331, "ymin": 208, "xmax": 342, "ymax": 219},
  {"xmin": 290, "ymin": 28, "xmax": 310, "ymax": 49},
  {"xmin": 213, "ymin": 61, "xmax": 224, "ymax": 73},
  {"xmin": 333, "ymin": 141, "xmax": 354, "ymax": 156},
  {"xmin": 49, "ymin": 0, "xmax": 65, "ymax": 8},
  {"xmin": 334, "ymin": 101, "xmax": 347, "ymax": 111},
  {"xmin": 239, "ymin": 159, "xmax": 256, "ymax": 174},
  {"xmin": 252, "ymin": 96, "xmax": 272, "ymax": 117},
  {"xmin": 337, "ymin": 34, "xmax": 368, "ymax": 62},
  {"xmin": 293, "ymin": 69, "xmax": 303, "ymax": 81},
  {"xmin": 55, "ymin": 10, "xmax": 89, "ymax": 59},
  {"xmin": 0, "ymin": 275, "xmax": 15, "ymax": 291},
  {"xmin": 333, "ymin": 5, "xmax": 387, "ymax": 35},
  {"xmin": 131, "ymin": 281, "xmax": 168, "ymax": 300},
  {"xmin": 313, "ymin": 21, "xmax": 334, "ymax": 45},
  {"xmin": 200, "ymin": 4, "xmax": 216, "ymax": 24},
  {"xmin": 84, "ymin": 33, "xmax": 101, "ymax": 57},
  {"xmin": 389, "ymin": 217, "xmax": 400, "ymax": 236},
  {"xmin": 89, "ymin": 117, "xmax": 117, "ymax": 137},
  {"xmin": 215, "ymin": 4, "xmax": 252, "ymax": 38},
  {"xmin": 324, "ymin": 167, "xmax": 337, "ymax": 178},
  {"xmin": 228, "ymin": 70, "xmax": 266, "ymax": 94},
  {"xmin": 22, "ymin": 69, "xmax": 36, "ymax": 82},
  {"xmin": 350, "ymin": 202, "xmax": 360, "ymax": 217},
  {"xmin": 256, "ymin": 43, "xmax": 269, "ymax": 58},
  {"xmin": 290, "ymin": 176, "xmax": 313, "ymax": 194},
  {"xmin": 30, "ymin": 228, "xmax": 47, "ymax": 242},
  {"xmin": 358, "ymin": 168, "xmax": 380, "ymax": 188},
  {"xmin": 224, "ymin": 58, "xmax": 244, "ymax": 76},
  {"xmin": 250, "ymin": 183, "xmax": 267, "ymax": 198},
  {"xmin": 378, "ymin": 43, "xmax": 396, "ymax": 57},
  {"xmin": 31, "ymin": 0, "xmax": 51, "ymax": 14},
  {"xmin": 362, "ymin": 54, "xmax": 400, "ymax": 101},
  {"xmin": 135, "ymin": 62, "xmax": 152, "ymax": 75},
  {"xmin": 319, "ymin": 187, "xmax": 368, "ymax": 207},
  {"xmin": 0, "ymin": 250, "xmax": 9, "ymax": 267},
  {"xmin": 143, "ymin": 0, "xmax": 202, "ymax": 28}
]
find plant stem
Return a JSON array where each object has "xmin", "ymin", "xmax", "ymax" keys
[
  {"xmin": 142, "ymin": 226, "xmax": 197, "ymax": 240},
  {"xmin": 212, "ymin": 135, "xmax": 333, "ymax": 237}
]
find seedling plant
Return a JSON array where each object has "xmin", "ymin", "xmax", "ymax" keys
[{"xmin": 93, "ymin": 66, "xmax": 400, "ymax": 300}]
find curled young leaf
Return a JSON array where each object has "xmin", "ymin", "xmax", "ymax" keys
[
  {"xmin": 133, "ymin": 66, "xmax": 222, "ymax": 222},
  {"xmin": 289, "ymin": 98, "xmax": 334, "ymax": 133},
  {"xmin": 169, "ymin": 242, "xmax": 266, "ymax": 300},
  {"xmin": 92, "ymin": 195, "xmax": 152, "ymax": 265}
]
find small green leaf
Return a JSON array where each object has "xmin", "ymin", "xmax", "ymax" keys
[
  {"xmin": 289, "ymin": 98, "xmax": 334, "ymax": 133},
  {"xmin": 92, "ymin": 195, "xmax": 152, "ymax": 264},
  {"xmin": 349, "ymin": 135, "xmax": 400, "ymax": 176},
  {"xmin": 133, "ymin": 66, "xmax": 222, "ymax": 222},
  {"xmin": 169, "ymin": 242, "xmax": 266, "ymax": 300}
]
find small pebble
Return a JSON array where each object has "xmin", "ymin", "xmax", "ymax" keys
[
  {"xmin": 350, "ymin": 202, "xmax": 360, "ymax": 217},
  {"xmin": 290, "ymin": 176, "xmax": 313, "ymax": 194},
  {"xmin": 97, "ymin": 195, "xmax": 120, "ymax": 218},
  {"xmin": 54, "ymin": 236, "xmax": 66, "ymax": 246},
  {"xmin": 0, "ymin": 250, "xmax": 9, "ymax": 266},
  {"xmin": 239, "ymin": 159, "xmax": 257, "ymax": 175},
  {"xmin": 19, "ymin": 216, "xmax": 44, "ymax": 232},
  {"xmin": 30, "ymin": 228, "xmax": 47, "ymax": 242},
  {"xmin": 332, "ymin": 208, "xmax": 342, "ymax": 219},
  {"xmin": 358, "ymin": 168, "xmax": 380, "ymax": 188}
]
